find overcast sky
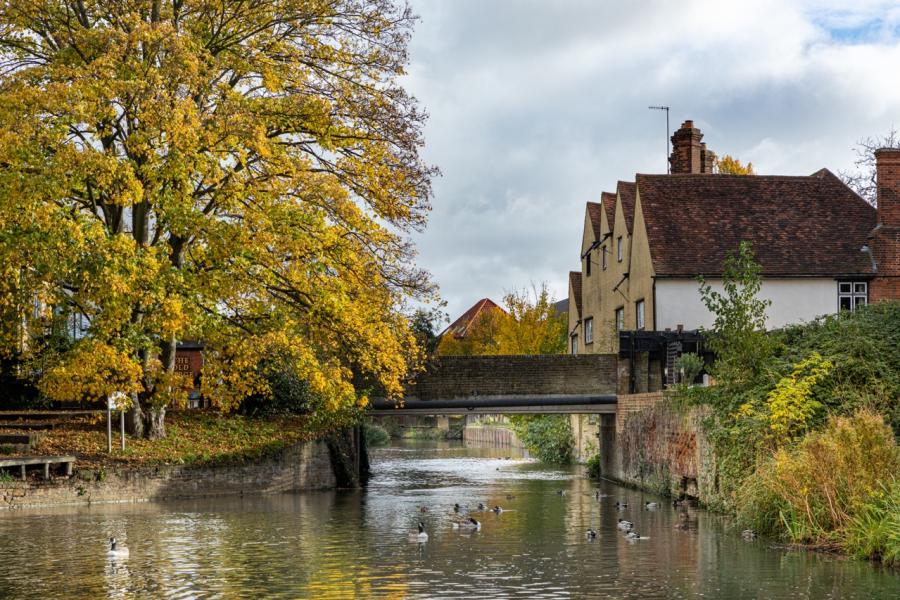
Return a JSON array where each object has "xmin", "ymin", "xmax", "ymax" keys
[{"xmin": 401, "ymin": 0, "xmax": 900, "ymax": 322}]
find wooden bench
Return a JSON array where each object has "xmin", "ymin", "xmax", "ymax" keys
[{"xmin": 0, "ymin": 456, "xmax": 76, "ymax": 481}]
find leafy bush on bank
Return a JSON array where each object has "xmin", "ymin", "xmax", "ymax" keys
[
  {"xmin": 736, "ymin": 410, "xmax": 900, "ymax": 548},
  {"xmin": 509, "ymin": 415, "xmax": 574, "ymax": 464},
  {"xmin": 683, "ymin": 243, "xmax": 899, "ymax": 564}
]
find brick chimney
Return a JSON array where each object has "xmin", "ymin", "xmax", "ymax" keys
[
  {"xmin": 869, "ymin": 148, "xmax": 900, "ymax": 302},
  {"xmin": 669, "ymin": 120, "xmax": 716, "ymax": 174}
]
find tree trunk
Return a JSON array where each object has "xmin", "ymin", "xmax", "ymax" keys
[
  {"xmin": 143, "ymin": 405, "xmax": 166, "ymax": 440},
  {"xmin": 126, "ymin": 393, "xmax": 145, "ymax": 438}
]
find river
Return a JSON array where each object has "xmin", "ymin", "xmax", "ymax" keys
[{"xmin": 1, "ymin": 440, "xmax": 898, "ymax": 599}]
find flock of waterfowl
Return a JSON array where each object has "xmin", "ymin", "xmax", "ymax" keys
[{"xmin": 409, "ymin": 490, "xmax": 714, "ymax": 544}]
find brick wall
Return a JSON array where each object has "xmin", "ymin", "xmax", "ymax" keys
[
  {"xmin": 408, "ymin": 354, "xmax": 617, "ymax": 400},
  {"xmin": 607, "ymin": 392, "xmax": 719, "ymax": 504},
  {"xmin": 1, "ymin": 439, "xmax": 338, "ymax": 510},
  {"xmin": 616, "ymin": 391, "xmax": 665, "ymax": 430}
]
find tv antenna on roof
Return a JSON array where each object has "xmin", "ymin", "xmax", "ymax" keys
[{"xmin": 648, "ymin": 105, "xmax": 670, "ymax": 173}]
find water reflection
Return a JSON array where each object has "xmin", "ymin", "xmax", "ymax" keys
[{"xmin": 0, "ymin": 440, "xmax": 898, "ymax": 598}]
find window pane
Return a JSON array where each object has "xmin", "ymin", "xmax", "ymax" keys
[
  {"xmin": 839, "ymin": 296, "xmax": 852, "ymax": 311},
  {"xmin": 854, "ymin": 296, "xmax": 867, "ymax": 309},
  {"xmin": 839, "ymin": 283, "xmax": 851, "ymax": 293},
  {"xmin": 854, "ymin": 282, "xmax": 867, "ymax": 294},
  {"xmin": 585, "ymin": 252, "xmax": 591, "ymax": 276}
]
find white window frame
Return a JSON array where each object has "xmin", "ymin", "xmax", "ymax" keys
[
  {"xmin": 617, "ymin": 236, "xmax": 623, "ymax": 262},
  {"xmin": 570, "ymin": 334, "xmax": 578, "ymax": 355},
  {"xmin": 615, "ymin": 307, "xmax": 625, "ymax": 331},
  {"xmin": 636, "ymin": 299, "xmax": 645, "ymax": 331},
  {"xmin": 584, "ymin": 317, "xmax": 593, "ymax": 344},
  {"xmin": 838, "ymin": 281, "xmax": 867, "ymax": 312}
]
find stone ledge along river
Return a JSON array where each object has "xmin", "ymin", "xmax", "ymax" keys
[{"xmin": 1, "ymin": 439, "xmax": 899, "ymax": 599}]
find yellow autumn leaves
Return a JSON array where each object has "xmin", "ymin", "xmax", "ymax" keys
[{"xmin": 0, "ymin": 1, "xmax": 434, "ymax": 433}]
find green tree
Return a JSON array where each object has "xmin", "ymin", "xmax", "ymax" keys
[
  {"xmin": 410, "ymin": 305, "xmax": 448, "ymax": 357},
  {"xmin": 0, "ymin": 1, "xmax": 435, "ymax": 438},
  {"xmin": 699, "ymin": 241, "xmax": 773, "ymax": 386}
]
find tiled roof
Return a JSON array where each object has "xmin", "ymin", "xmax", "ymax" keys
[
  {"xmin": 617, "ymin": 181, "xmax": 636, "ymax": 234},
  {"xmin": 600, "ymin": 192, "xmax": 616, "ymax": 233},
  {"xmin": 569, "ymin": 271, "xmax": 582, "ymax": 317},
  {"xmin": 440, "ymin": 298, "xmax": 504, "ymax": 339},
  {"xmin": 586, "ymin": 202, "xmax": 603, "ymax": 240},
  {"xmin": 637, "ymin": 170, "xmax": 877, "ymax": 277}
]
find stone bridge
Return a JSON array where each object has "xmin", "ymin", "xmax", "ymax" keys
[{"xmin": 369, "ymin": 354, "xmax": 618, "ymax": 415}]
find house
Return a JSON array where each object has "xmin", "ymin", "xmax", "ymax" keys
[
  {"xmin": 440, "ymin": 298, "xmax": 505, "ymax": 339},
  {"xmin": 568, "ymin": 120, "xmax": 900, "ymax": 365}
]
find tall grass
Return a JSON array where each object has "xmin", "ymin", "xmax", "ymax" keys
[
  {"xmin": 736, "ymin": 410, "xmax": 900, "ymax": 549},
  {"xmin": 844, "ymin": 479, "xmax": 900, "ymax": 566}
]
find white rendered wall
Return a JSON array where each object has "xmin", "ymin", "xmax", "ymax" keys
[{"xmin": 655, "ymin": 278, "xmax": 840, "ymax": 331}]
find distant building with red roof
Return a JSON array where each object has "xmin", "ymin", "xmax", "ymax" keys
[{"xmin": 441, "ymin": 298, "xmax": 506, "ymax": 339}]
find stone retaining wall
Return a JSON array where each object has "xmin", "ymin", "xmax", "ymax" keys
[
  {"xmin": 606, "ymin": 393, "xmax": 718, "ymax": 504},
  {"xmin": 0, "ymin": 439, "xmax": 338, "ymax": 510}
]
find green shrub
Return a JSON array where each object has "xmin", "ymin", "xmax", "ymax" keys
[
  {"xmin": 736, "ymin": 410, "xmax": 900, "ymax": 545},
  {"xmin": 364, "ymin": 423, "xmax": 391, "ymax": 447},
  {"xmin": 844, "ymin": 479, "xmax": 900, "ymax": 566},
  {"xmin": 510, "ymin": 415, "xmax": 574, "ymax": 464},
  {"xmin": 585, "ymin": 453, "xmax": 601, "ymax": 479},
  {"xmin": 675, "ymin": 353, "xmax": 705, "ymax": 386}
]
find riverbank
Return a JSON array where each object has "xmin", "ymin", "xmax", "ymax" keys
[
  {"xmin": 0, "ymin": 411, "xmax": 367, "ymax": 510},
  {"xmin": 607, "ymin": 302, "xmax": 900, "ymax": 567}
]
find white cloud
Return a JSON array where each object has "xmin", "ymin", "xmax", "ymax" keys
[{"xmin": 403, "ymin": 0, "xmax": 900, "ymax": 319}]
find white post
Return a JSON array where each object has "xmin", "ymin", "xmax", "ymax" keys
[{"xmin": 106, "ymin": 406, "xmax": 112, "ymax": 453}]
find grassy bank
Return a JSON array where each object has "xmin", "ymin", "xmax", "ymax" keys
[
  {"xmin": 684, "ymin": 301, "xmax": 900, "ymax": 565},
  {"xmin": 4, "ymin": 411, "xmax": 342, "ymax": 470}
]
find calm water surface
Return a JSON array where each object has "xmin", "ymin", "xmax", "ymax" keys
[{"xmin": 1, "ymin": 440, "xmax": 899, "ymax": 599}]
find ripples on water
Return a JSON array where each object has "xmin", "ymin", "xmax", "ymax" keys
[{"xmin": 1, "ymin": 440, "xmax": 899, "ymax": 599}]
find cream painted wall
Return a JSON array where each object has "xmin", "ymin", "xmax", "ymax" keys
[{"xmin": 655, "ymin": 278, "xmax": 843, "ymax": 330}]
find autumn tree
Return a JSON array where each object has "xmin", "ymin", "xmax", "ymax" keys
[
  {"xmin": 840, "ymin": 128, "xmax": 899, "ymax": 206},
  {"xmin": 436, "ymin": 284, "xmax": 566, "ymax": 356},
  {"xmin": 717, "ymin": 155, "xmax": 755, "ymax": 175},
  {"xmin": 0, "ymin": 1, "xmax": 436, "ymax": 438}
]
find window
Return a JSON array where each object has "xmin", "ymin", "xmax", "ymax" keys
[
  {"xmin": 585, "ymin": 250, "xmax": 591, "ymax": 276},
  {"xmin": 601, "ymin": 245, "xmax": 607, "ymax": 269},
  {"xmin": 615, "ymin": 307, "xmax": 625, "ymax": 331},
  {"xmin": 838, "ymin": 281, "xmax": 867, "ymax": 312},
  {"xmin": 570, "ymin": 334, "xmax": 578, "ymax": 355},
  {"xmin": 584, "ymin": 317, "xmax": 593, "ymax": 344},
  {"xmin": 617, "ymin": 236, "xmax": 623, "ymax": 262},
  {"xmin": 636, "ymin": 299, "xmax": 645, "ymax": 330}
]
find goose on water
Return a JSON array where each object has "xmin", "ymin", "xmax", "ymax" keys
[
  {"xmin": 625, "ymin": 531, "xmax": 643, "ymax": 540},
  {"xmin": 452, "ymin": 517, "xmax": 482, "ymax": 531},
  {"xmin": 411, "ymin": 522, "xmax": 428, "ymax": 542},
  {"xmin": 586, "ymin": 528, "xmax": 598, "ymax": 540},
  {"xmin": 645, "ymin": 502, "xmax": 660, "ymax": 510},
  {"xmin": 107, "ymin": 538, "xmax": 129, "ymax": 558},
  {"xmin": 617, "ymin": 519, "xmax": 634, "ymax": 531},
  {"xmin": 615, "ymin": 501, "xmax": 628, "ymax": 510}
]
